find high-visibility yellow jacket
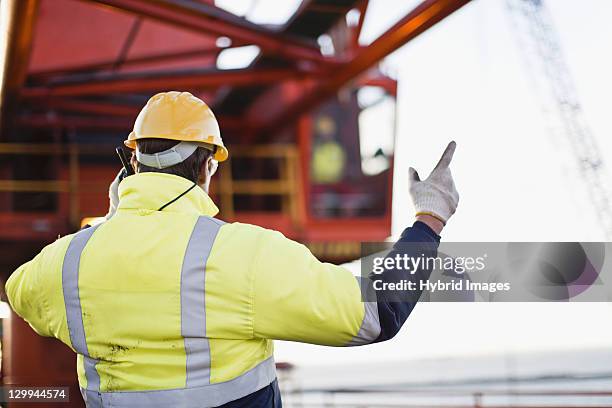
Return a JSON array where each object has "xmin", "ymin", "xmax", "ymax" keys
[{"xmin": 6, "ymin": 172, "xmax": 382, "ymax": 407}]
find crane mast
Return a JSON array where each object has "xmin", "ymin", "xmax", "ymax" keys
[{"xmin": 506, "ymin": 0, "xmax": 612, "ymax": 239}]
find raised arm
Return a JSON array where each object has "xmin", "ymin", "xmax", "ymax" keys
[
  {"xmin": 373, "ymin": 141, "xmax": 460, "ymax": 341},
  {"xmin": 251, "ymin": 142, "xmax": 459, "ymax": 346}
]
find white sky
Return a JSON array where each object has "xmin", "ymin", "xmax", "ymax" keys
[{"xmin": 274, "ymin": 0, "xmax": 612, "ymax": 368}]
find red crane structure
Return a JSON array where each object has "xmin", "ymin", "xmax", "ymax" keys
[{"xmin": 0, "ymin": 0, "xmax": 471, "ymax": 406}]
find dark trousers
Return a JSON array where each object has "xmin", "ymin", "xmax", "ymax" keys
[{"xmin": 220, "ymin": 379, "xmax": 282, "ymax": 408}]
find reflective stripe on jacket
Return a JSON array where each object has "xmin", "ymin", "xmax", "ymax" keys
[{"xmin": 5, "ymin": 172, "xmax": 377, "ymax": 407}]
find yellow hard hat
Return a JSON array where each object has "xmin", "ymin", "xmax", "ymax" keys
[{"xmin": 124, "ymin": 91, "xmax": 228, "ymax": 162}]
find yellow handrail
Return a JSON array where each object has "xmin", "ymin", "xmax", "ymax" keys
[{"xmin": 0, "ymin": 143, "xmax": 303, "ymax": 227}]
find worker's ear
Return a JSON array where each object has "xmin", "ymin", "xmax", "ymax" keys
[
  {"xmin": 207, "ymin": 157, "xmax": 218, "ymax": 177},
  {"xmin": 197, "ymin": 158, "xmax": 210, "ymax": 186},
  {"xmin": 130, "ymin": 151, "xmax": 137, "ymax": 173},
  {"xmin": 207, "ymin": 158, "xmax": 213, "ymax": 174}
]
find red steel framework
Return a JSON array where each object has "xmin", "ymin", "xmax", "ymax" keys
[{"xmin": 1, "ymin": 0, "xmax": 471, "ymax": 137}]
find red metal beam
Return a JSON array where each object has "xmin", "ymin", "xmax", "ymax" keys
[
  {"xmin": 352, "ymin": 0, "xmax": 369, "ymax": 49},
  {"xmin": 18, "ymin": 114, "xmax": 134, "ymax": 130},
  {"xmin": 18, "ymin": 113, "xmax": 243, "ymax": 133},
  {"xmin": 0, "ymin": 0, "xmax": 39, "ymax": 134},
  {"xmin": 86, "ymin": 0, "xmax": 327, "ymax": 63},
  {"xmin": 30, "ymin": 98, "xmax": 141, "ymax": 116},
  {"xmin": 257, "ymin": 0, "xmax": 472, "ymax": 139},
  {"xmin": 21, "ymin": 68, "xmax": 307, "ymax": 98},
  {"xmin": 29, "ymin": 45, "xmax": 240, "ymax": 81},
  {"xmin": 359, "ymin": 76, "xmax": 398, "ymax": 97}
]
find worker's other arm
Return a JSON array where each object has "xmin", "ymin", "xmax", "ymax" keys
[
  {"xmin": 368, "ymin": 219, "xmax": 440, "ymax": 342},
  {"xmin": 251, "ymin": 217, "xmax": 441, "ymax": 345},
  {"xmin": 251, "ymin": 221, "xmax": 438, "ymax": 346},
  {"xmin": 252, "ymin": 142, "xmax": 459, "ymax": 346},
  {"xmin": 374, "ymin": 141, "xmax": 459, "ymax": 341}
]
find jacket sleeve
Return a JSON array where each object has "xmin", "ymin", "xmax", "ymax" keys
[
  {"xmin": 5, "ymin": 235, "xmax": 72, "ymax": 338},
  {"xmin": 5, "ymin": 252, "xmax": 53, "ymax": 337},
  {"xmin": 251, "ymin": 221, "xmax": 440, "ymax": 346},
  {"xmin": 372, "ymin": 221, "xmax": 440, "ymax": 342},
  {"xmin": 251, "ymin": 228, "xmax": 364, "ymax": 346}
]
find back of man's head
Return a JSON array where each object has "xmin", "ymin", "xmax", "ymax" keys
[{"xmin": 136, "ymin": 138, "xmax": 213, "ymax": 184}]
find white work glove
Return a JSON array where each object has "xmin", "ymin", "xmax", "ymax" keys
[
  {"xmin": 104, "ymin": 169, "xmax": 126, "ymax": 220},
  {"xmin": 408, "ymin": 141, "xmax": 459, "ymax": 224}
]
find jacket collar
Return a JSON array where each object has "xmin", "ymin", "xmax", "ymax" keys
[{"xmin": 117, "ymin": 173, "xmax": 219, "ymax": 216}]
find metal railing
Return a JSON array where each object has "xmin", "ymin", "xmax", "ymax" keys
[
  {"xmin": 0, "ymin": 143, "xmax": 106, "ymax": 226},
  {"xmin": 0, "ymin": 143, "xmax": 302, "ymax": 228},
  {"xmin": 215, "ymin": 144, "xmax": 303, "ymax": 223},
  {"xmin": 280, "ymin": 388, "xmax": 612, "ymax": 408}
]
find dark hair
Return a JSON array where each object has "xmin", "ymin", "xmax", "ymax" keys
[{"xmin": 135, "ymin": 138, "xmax": 213, "ymax": 183}]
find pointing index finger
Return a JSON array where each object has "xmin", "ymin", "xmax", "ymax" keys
[{"xmin": 433, "ymin": 141, "xmax": 456, "ymax": 172}]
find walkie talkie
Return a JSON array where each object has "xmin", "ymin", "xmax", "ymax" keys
[{"xmin": 115, "ymin": 147, "xmax": 135, "ymax": 176}]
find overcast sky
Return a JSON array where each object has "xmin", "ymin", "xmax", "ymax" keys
[{"xmin": 274, "ymin": 0, "xmax": 612, "ymax": 367}]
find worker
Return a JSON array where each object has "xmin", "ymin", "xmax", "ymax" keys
[{"xmin": 5, "ymin": 91, "xmax": 459, "ymax": 408}]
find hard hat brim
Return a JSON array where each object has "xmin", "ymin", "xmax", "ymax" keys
[{"xmin": 124, "ymin": 135, "xmax": 228, "ymax": 162}]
